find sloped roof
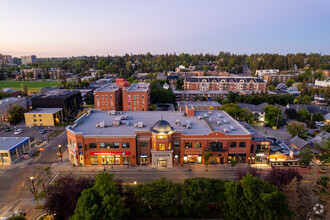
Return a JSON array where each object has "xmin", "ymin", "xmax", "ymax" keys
[{"xmin": 289, "ymin": 135, "xmax": 309, "ymax": 150}]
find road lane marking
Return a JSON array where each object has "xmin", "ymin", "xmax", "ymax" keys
[{"xmin": 19, "ymin": 166, "xmax": 25, "ymax": 169}]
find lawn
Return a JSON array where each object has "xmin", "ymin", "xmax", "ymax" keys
[{"xmin": 0, "ymin": 80, "xmax": 61, "ymax": 92}]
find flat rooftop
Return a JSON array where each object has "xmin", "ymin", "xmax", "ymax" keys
[
  {"xmin": 26, "ymin": 108, "xmax": 62, "ymax": 114},
  {"xmin": 95, "ymin": 84, "xmax": 119, "ymax": 92},
  {"xmin": 67, "ymin": 110, "xmax": 251, "ymax": 137},
  {"xmin": 0, "ymin": 137, "xmax": 29, "ymax": 151},
  {"xmin": 0, "ymin": 97, "xmax": 24, "ymax": 105},
  {"xmin": 177, "ymin": 101, "xmax": 222, "ymax": 107},
  {"xmin": 126, "ymin": 83, "xmax": 149, "ymax": 92},
  {"xmin": 35, "ymin": 90, "xmax": 78, "ymax": 99}
]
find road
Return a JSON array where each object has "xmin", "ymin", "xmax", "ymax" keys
[{"xmin": 0, "ymin": 130, "xmax": 68, "ymax": 218}]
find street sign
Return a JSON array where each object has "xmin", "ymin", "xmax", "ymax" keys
[{"xmin": 52, "ymin": 147, "xmax": 57, "ymax": 150}]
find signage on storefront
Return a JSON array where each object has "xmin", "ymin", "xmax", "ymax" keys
[
  {"xmin": 140, "ymin": 154, "xmax": 148, "ymax": 158},
  {"xmin": 79, "ymin": 152, "xmax": 83, "ymax": 155},
  {"xmin": 289, "ymin": 150, "xmax": 293, "ymax": 158},
  {"xmin": 154, "ymin": 154, "xmax": 171, "ymax": 157},
  {"xmin": 90, "ymin": 152, "xmax": 130, "ymax": 156}
]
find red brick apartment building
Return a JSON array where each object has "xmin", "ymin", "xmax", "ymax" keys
[
  {"xmin": 262, "ymin": 74, "xmax": 293, "ymax": 85},
  {"xmin": 174, "ymin": 76, "xmax": 266, "ymax": 101},
  {"xmin": 66, "ymin": 108, "xmax": 270, "ymax": 167},
  {"xmin": 94, "ymin": 82, "xmax": 150, "ymax": 112},
  {"xmin": 122, "ymin": 83, "xmax": 150, "ymax": 111}
]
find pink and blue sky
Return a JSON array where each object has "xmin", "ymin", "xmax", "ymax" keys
[{"xmin": 0, "ymin": 0, "xmax": 329, "ymax": 57}]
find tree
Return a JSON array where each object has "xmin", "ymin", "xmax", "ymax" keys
[
  {"xmin": 150, "ymin": 88, "xmax": 176, "ymax": 104},
  {"xmin": 294, "ymin": 95, "xmax": 311, "ymax": 104},
  {"xmin": 22, "ymin": 85, "xmax": 28, "ymax": 96},
  {"xmin": 298, "ymin": 148, "xmax": 313, "ymax": 167},
  {"xmin": 182, "ymin": 178, "xmax": 227, "ymax": 217},
  {"xmin": 45, "ymin": 175, "xmax": 94, "ymax": 220},
  {"xmin": 202, "ymin": 150, "xmax": 212, "ymax": 171},
  {"xmin": 315, "ymin": 138, "xmax": 330, "ymax": 165},
  {"xmin": 286, "ymin": 121, "xmax": 307, "ymax": 139},
  {"xmin": 285, "ymin": 79, "xmax": 295, "ymax": 87},
  {"xmin": 8, "ymin": 104, "xmax": 25, "ymax": 124},
  {"xmin": 282, "ymin": 177, "xmax": 313, "ymax": 220},
  {"xmin": 297, "ymin": 107, "xmax": 310, "ymax": 122},
  {"xmin": 71, "ymin": 172, "xmax": 128, "ymax": 220},
  {"xmin": 265, "ymin": 168, "xmax": 302, "ymax": 190},
  {"xmin": 224, "ymin": 174, "xmax": 291, "ymax": 220},
  {"xmin": 263, "ymin": 105, "xmax": 282, "ymax": 127},
  {"xmin": 284, "ymin": 108, "xmax": 297, "ymax": 120},
  {"xmin": 175, "ymin": 78, "xmax": 184, "ymax": 90}
]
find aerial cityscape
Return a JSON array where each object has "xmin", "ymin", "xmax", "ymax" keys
[{"xmin": 0, "ymin": 0, "xmax": 329, "ymax": 219}]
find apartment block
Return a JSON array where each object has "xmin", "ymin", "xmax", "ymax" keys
[
  {"xmin": 262, "ymin": 74, "xmax": 293, "ymax": 84},
  {"xmin": 122, "ymin": 83, "xmax": 150, "ymax": 111},
  {"xmin": 21, "ymin": 55, "xmax": 37, "ymax": 65},
  {"xmin": 94, "ymin": 84, "xmax": 122, "ymax": 111}
]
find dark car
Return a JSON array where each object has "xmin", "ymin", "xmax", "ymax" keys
[
  {"xmin": 5, "ymin": 127, "xmax": 11, "ymax": 132},
  {"xmin": 40, "ymin": 129, "xmax": 47, "ymax": 134}
]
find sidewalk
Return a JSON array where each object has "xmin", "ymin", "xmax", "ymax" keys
[{"xmin": 51, "ymin": 151, "xmax": 250, "ymax": 173}]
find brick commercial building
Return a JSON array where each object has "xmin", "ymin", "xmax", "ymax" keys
[
  {"xmin": 94, "ymin": 84, "xmax": 122, "ymax": 111},
  {"xmin": 262, "ymin": 74, "xmax": 293, "ymax": 84},
  {"xmin": 94, "ymin": 83, "xmax": 150, "ymax": 112},
  {"xmin": 66, "ymin": 108, "xmax": 270, "ymax": 167}
]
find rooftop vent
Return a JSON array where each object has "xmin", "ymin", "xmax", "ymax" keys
[
  {"xmin": 108, "ymin": 110, "xmax": 116, "ymax": 115},
  {"xmin": 222, "ymin": 119, "xmax": 229, "ymax": 124},
  {"xmin": 229, "ymin": 125, "xmax": 236, "ymax": 131},
  {"xmin": 223, "ymin": 128, "xmax": 230, "ymax": 133},
  {"xmin": 204, "ymin": 114, "xmax": 209, "ymax": 118},
  {"xmin": 217, "ymin": 121, "xmax": 222, "ymax": 125},
  {"xmin": 208, "ymin": 111, "xmax": 212, "ymax": 115},
  {"xmin": 95, "ymin": 121, "xmax": 105, "ymax": 128},
  {"xmin": 218, "ymin": 113, "xmax": 224, "ymax": 118},
  {"xmin": 134, "ymin": 122, "xmax": 144, "ymax": 128},
  {"xmin": 198, "ymin": 115, "xmax": 205, "ymax": 120}
]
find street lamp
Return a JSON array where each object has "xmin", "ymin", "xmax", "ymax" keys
[
  {"xmin": 133, "ymin": 181, "xmax": 137, "ymax": 185},
  {"xmin": 30, "ymin": 176, "xmax": 35, "ymax": 192},
  {"xmin": 58, "ymin": 145, "xmax": 63, "ymax": 163}
]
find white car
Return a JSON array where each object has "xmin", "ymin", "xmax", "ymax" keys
[
  {"xmin": 14, "ymin": 128, "xmax": 23, "ymax": 134},
  {"xmin": 316, "ymin": 122, "xmax": 325, "ymax": 127}
]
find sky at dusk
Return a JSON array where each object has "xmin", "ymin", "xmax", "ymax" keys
[{"xmin": 0, "ymin": 0, "xmax": 329, "ymax": 57}]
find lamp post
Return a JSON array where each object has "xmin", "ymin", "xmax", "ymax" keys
[
  {"xmin": 59, "ymin": 145, "xmax": 63, "ymax": 163},
  {"xmin": 30, "ymin": 176, "xmax": 35, "ymax": 192}
]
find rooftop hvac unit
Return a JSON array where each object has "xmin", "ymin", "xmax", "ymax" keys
[
  {"xmin": 175, "ymin": 119, "xmax": 180, "ymax": 124},
  {"xmin": 198, "ymin": 116, "xmax": 205, "ymax": 120},
  {"xmin": 134, "ymin": 122, "xmax": 144, "ymax": 128},
  {"xmin": 218, "ymin": 113, "xmax": 223, "ymax": 118},
  {"xmin": 204, "ymin": 114, "xmax": 209, "ymax": 118},
  {"xmin": 217, "ymin": 121, "xmax": 222, "ymax": 125},
  {"xmin": 223, "ymin": 128, "xmax": 230, "ymax": 133},
  {"xmin": 112, "ymin": 120, "xmax": 121, "ymax": 126},
  {"xmin": 108, "ymin": 110, "xmax": 116, "ymax": 115},
  {"xmin": 208, "ymin": 111, "xmax": 212, "ymax": 115},
  {"xmin": 229, "ymin": 125, "xmax": 236, "ymax": 131},
  {"xmin": 95, "ymin": 121, "xmax": 105, "ymax": 128},
  {"xmin": 222, "ymin": 119, "xmax": 229, "ymax": 124}
]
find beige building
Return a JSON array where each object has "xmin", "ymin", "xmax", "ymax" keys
[
  {"xmin": 0, "ymin": 97, "xmax": 27, "ymax": 125},
  {"xmin": 24, "ymin": 108, "xmax": 63, "ymax": 127}
]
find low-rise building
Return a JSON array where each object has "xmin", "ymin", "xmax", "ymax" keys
[
  {"xmin": 66, "ymin": 109, "xmax": 255, "ymax": 166},
  {"xmin": 122, "ymin": 83, "xmax": 150, "ymax": 111},
  {"xmin": 237, "ymin": 103, "xmax": 267, "ymax": 122},
  {"xmin": 255, "ymin": 69, "xmax": 279, "ymax": 78},
  {"xmin": 263, "ymin": 74, "xmax": 293, "ymax": 84},
  {"xmin": 314, "ymin": 80, "xmax": 330, "ymax": 87},
  {"xmin": 177, "ymin": 101, "xmax": 222, "ymax": 111},
  {"xmin": 324, "ymin": 113, "xmax": 330, "ymax": 125},
  {"xmin": 0, "ymin": 97, "xmax": 27, "ymax": 124},
  {"xmin": 0, "ymin": 54, "xmax": 13, "ymax": 66},
  {"xmin": 21, "ymin": 68, "xmax": 44, "ymax": 79},
  {"xmin": 21, "ymin": 55, "xmax": 37, "ymax": 65},
  {"xmin": 24, "ymin": 108, "xmax": 63, "ymax": 127},
  {"xmin": 94, "ymin": 84, "xmax": 122, "ymax": 111},
  {"xmin": 0, "ymin": 137, "xmax": 30, "ymax": 165}
]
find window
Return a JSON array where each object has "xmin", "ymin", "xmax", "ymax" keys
[
  {"xmin": 142, "ymin": 107, "xmax": 145, "ymax": 111},
  {"xmin": 33, "ymin": 115, "xmax": 36, "ymax": 117},
  {"xmin": 142, "ymin": 95, "xmax": 145, "ymax": 100},
  {"xmin": 128, "ymin": 101, "xmax": 131, "ymax": 106},
  {"xmin": 137, "ymin": 95, "xmax": 139, "ymax": 99},
  {"xmin": 106, "ymin": 101, "xmax": 108, "ymax": 105},
  {"xmin": 134, "ymin": 95, "xmax": 136, "ymax": 99},
  {"xmin": 250, "ymin": 145, "xmax": 254, "ymax": 153},
  {"xmin": 99, "ymin": 143, "xmax": 105, "ymax": 148},
  {"xmin": 111, "ymin": 101, "xmax": 113, "ymax": 106},
  {"xmin": 159, "ymin": 144, "xmax": 165, "ymax": 150},
  {"xmin": 137, "ymin": 108, "xmax": 139, "ymax": 111},
  {"xmin": 129, "ymin": 107, "xmax": 131, "ymax": 111},
  {"xmin": 78, "ymin": 143, "xmax": 82, "ymax": 149},
  {"xmin": 105, "ymin": 95, "xmax": 107, "ymax": 99},
  {"xmin": 97, "ymin": 101, "xmax": 99, "ymax": 106},
  {"xmin": 128, "ymin": 95, "xmax": 131, "ymax": 100},
  {"xmin": 102, "ymin": 101, "xmax": 104, "ymax": 105},
  {"xmin": 39, "ymin": 119, "xmax": 42, "ymax": 121},
  {"xmin": 169, "ymin": 143, "xmax": 171, "ymax": 149},
  {"xmin": 122, "ymin": 143, "xmax": 130, "ymax": 149},
  {"xmin": 123, "ymin": 155, "xmax": 130, "ymax": 165},
  {"xmin": 134, "ymin": 107, "xmax": 136, "ymax": 111},
  {"xmin": 174, "ymin": 141, "xmax": 180, "ymax": 147},
  {"xmin": 185, "ymin": 142, "xmax": 192, "ymax": 148},
  {"xmin": 34, "ymin": 119, "xmax": 36, "ymax": 122},
  {"xmin": 39, "ymin": 114, "xmax": 41, "ymax": 117},
  {"xmin": 194, "ymin": 142, "xmax": 201, "ymax": 148},
  {"xmin": 137, "ymin": 101, "xmax": 139, "ymax": 105},
  {"xmin": 230, "ymin": 142, "xmax": 237, "ymax": 148},
  {"xmin": 142, "ymin": 101, "xmax": 145, "ymax": 106},
  {"xmin": 89, "ymin": 143, "xmax": 97, "ymax": 149},
  {"xmin": 134, "ymin": 101, "xmax": 136, "ymax": 105},
  {"xmin": 140, "ymin": 142, "xmax": 148, "ymax": 147},
  {"xmin": 105, "ymin": 142, "xmax": 120, "ymax": 149},
  {"xmin": 102, "ymin": 95, "xmax": 104, "ymax": 99},
  {"xmin": 239, "ymin": 142, "xmax": 246, "ymax": 148},
  {"xmin": 209, "ymin": 142, "xmax": 223, "ymax": 151},
  {"xmin": 90, "ymin": 156, "xmax": 98, "ymax": 165},
  {"xmin": 110, "ymin": 95, "xmax": 112, "ymax": 99}
]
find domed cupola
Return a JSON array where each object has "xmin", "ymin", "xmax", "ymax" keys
[{"xmin": 150, "ymin": 120, "xmax": 174, "ymax": 135}]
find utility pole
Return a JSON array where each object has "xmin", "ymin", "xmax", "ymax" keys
[
  {"xmin": 310, "ymin": 113, "xmax": 313, "ymax": 129},
  {"xmin": 276, "ymin": 113, "xmax": 280, "ymax": 129},
  {"xmin": 59, "ymin": 144, "xmax": 63, "ymax": 163}
]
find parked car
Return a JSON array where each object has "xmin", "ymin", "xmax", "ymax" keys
[
  {"xmin": 5, "ymin": 127, "xmax": 11, "ymax": 132},
  {"xmin": 14, "ymin": 128, "xmax": 23, "ymax": 134},
  {"xmin": 315, "ymin": 122, "xmax": 325, "ymax": 127},
  {"xmin": 40, "ymin": 129, "xmax": 47, "ymax": 134}
]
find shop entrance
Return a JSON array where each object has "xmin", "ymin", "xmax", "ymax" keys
[
  {"xmin": 140, "ymin": 157, "xmax": 148, "ymax": 165},
  {"xmin": 157, "ymin": 158, "xmax": 167, "ymax": 167}
]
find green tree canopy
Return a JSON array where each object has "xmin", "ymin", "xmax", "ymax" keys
[
  {"xmin": 286, "ymin": 121, "xmax": 307, "ymax": 139},
  {"xmin": 263, "ymin": 105, "xmax": 282, "ymax": 127},
  {"xmin": 8, "ymin": 104, "xmax": 25, "ymax": 124}
]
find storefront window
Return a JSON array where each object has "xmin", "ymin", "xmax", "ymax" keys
[
  {"xmin": 159, "ymin": 144, "xmax": 165, "ymax": 150},
  {"xmin": 239, "ymin": 142, "xmax": 246, "ymax": 148},
  {"xmin": 185, "ymin": 142, "xmax": 192, "ymax": 148},
  {"xmin": 100, "ymin": 143, "xmax": 105, "ymax": 148},
  {"xmin": 90, "ymin": 155, "xmax": 99, "ymax": 165},
  {"xmin": 174, "ymin": 141, "xmax": 180, "ymax": 147},
  {"xmin": 230, "ymin": 142, "xmax": 237, "ymax": 148},
  {"xmin": 250, "ymin": 145, "xmax": 254, "ymax": 153},
  {"xmin": 78, "ymin": 143, "xmax": 82, "ymax": 149},
  {"xmin": 256, "ymin": 145, "xmax": 268, "ymax": 154},
  {"xmin": 228, "ymin": 155, "xmax": 246, "ymax": 163},
  {"xmin": 184, "ymin": 155, "xmax": 202, "ymax": 164},
  {"xmin": 123, "ymin": 156, "xmax": 130, "ymax": 165},
  {"xmin": 210, "ymin": 156, "xmax": 220, "ymax": 164},
  {"xmin": 168, "ymin": 143, "xmax": 171, "ymax": 149},
  {"xmin": 89, "ymin": 143, "xmax": 97, "ymax": 149},
  {"xmin": 122, "ymin": 143, "xmax": 130, "ymax": 149},
  {"xmin": 0, "ymin": 153, "xmax": 10, "ymax": 164},
  {"xmin": 209, "ymin": 142, "xmax": 223, "ymax": 151},
  {"xmin": 10, "ymin": 149, "xmax": 17, "ymax": 162},
  {"xmin": 194, "ymin": 142, "xmax": 201, "ymax": 148}
]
